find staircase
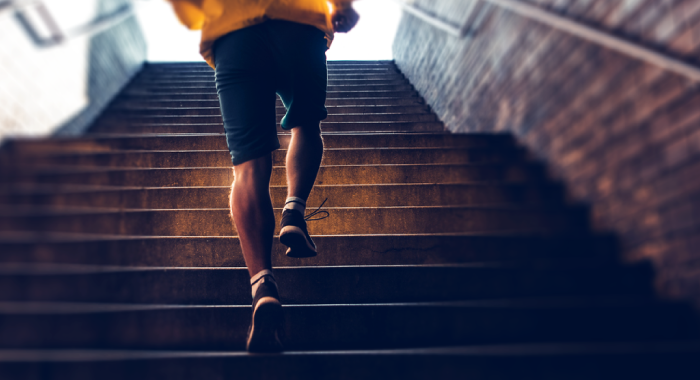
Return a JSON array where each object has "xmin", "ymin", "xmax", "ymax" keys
[{"xmin": 0, "ymin": 61, "xmax": 698, "ymax": 379}]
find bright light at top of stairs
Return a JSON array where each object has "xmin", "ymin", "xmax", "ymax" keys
[{"xmin": 133, "ymin": 0, "xmax": 402, "ymax": 62}]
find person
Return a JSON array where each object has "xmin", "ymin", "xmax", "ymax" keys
[{"xmin": 167, "ymin": 0, "xmax": 359, "ymax": 352}]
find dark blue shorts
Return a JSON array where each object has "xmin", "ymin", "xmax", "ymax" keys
[{"xmin": 213, "ymin": 20, "xmax": 329, "ymax": 165}]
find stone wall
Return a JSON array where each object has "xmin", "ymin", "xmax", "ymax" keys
[
  {"xmin": 0, "ymin": 0, "xmax": 146, "ymax": 141},
  {"xmin": 393, "ymin": 0, "xmax": 700, "ymax": 304}
]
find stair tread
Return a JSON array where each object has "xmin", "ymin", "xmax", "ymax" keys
[
  {"xmin": 0, "ymin": 295, "xmax": 681, "ymax": 312},
  {"xmin": 0, "ymin": 60, "xmax": 694, "ymax": 373},
  {"xmin": 0, "ymin": 296, "xmax": 694, "ymax": 350},
  {"xmin": 0, "ymin": 205, "xmax": 589, "ymax": 236},
  {"xmin": 4, "ymin": 340, "xmax": 700, "ymax": 360},
  {"xmin": 0, "ymin": 231, "xmax": 619, "ymax": 266},
  {"xmin": 0, "ymin": 259, "xmax": 652, "ymax": 303},
  {"xmin": 0, "ymin": 259, "xmax": 636, "ymax": 273},
  {"xmin": 0, "ymin": 204, "xmax": 585, "ymax": 215}
]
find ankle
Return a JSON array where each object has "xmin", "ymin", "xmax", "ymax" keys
[
  {"xmin": 251, "ymin": 269, "xmax": 278, "ymax": 299},
  {"xmin": 284, "ymin": 197, "xmax": 306, "ymax": 214}
]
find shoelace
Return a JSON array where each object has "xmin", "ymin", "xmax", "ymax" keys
[{"xmin": 304, "ymin": 198, "xmax": 330, "ymax": 221}]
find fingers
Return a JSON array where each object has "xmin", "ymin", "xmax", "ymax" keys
[{"xmin": 332, "ymin": 8, "xmax": 360, "ymax": 33}]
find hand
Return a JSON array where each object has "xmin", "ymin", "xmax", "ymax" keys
[{"xmin": 332, "ymin": 6, "xmax": 359, "ymax": 33}]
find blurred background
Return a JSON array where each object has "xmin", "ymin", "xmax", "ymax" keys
[
  {"xmin": 135, "ymin": 0, "xmax": 401, "ymax": 62},
  {"xmin": 2, "ymin": 1, "xmax": 700, "ymax": 376},
  {"xmin": 2, "ymin": 0, "xmax": 700, "ymax": 361},
  {"xmin": 0, "ymin": 0, "xmax": 401, "ymax": 141}
]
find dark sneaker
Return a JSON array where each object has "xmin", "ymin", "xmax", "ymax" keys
[
  {"xmin": 279, "ymin": 199, "xmax": 329, "ymax": 258},
  {"xmin": 246, "ymin": 278, "xmax": 283, "ymax": 353},
  {"xmin": 279, "ymin": 208, "xmax": 317, "ymax": 258}
]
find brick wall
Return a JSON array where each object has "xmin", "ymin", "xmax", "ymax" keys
[
  {"xmin": 0, "ymin": 0, "xmax": 146, "ymax": 141},
  {"xmin": 393, "ymin": 0, "xmax": 700, "ymax": 304}
]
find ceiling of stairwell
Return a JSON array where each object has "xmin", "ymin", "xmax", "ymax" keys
[{"xmin": 133, "ymin": 0, "xmax": 402, "ymax": 62}]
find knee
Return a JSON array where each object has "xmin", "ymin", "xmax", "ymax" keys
[
  {"xmin": 232, "ymin": 155, "xmax": 272, "ymax": 185},
  {"xmin": 291, "ymin": 124, "xmax": 323, "ymax": 146}
]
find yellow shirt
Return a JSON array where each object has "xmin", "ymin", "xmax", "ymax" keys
[{"xmin": 167, "ymin": 0, "xmax": 354, "ymax": 68}]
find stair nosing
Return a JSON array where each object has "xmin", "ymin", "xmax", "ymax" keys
[
  {"xmin": 3, "ymin": 341, "xmax": 700, "ymax": 361},
  {"xmin": 0, "ymin": 295, "xmax": 666, "ymax": 315}
]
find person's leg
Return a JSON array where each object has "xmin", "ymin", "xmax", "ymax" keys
[
  {"xmin": 286, "ymin": 125, "xmax": 324, "ymax": 201},
  {"xmin": 214, "ymin": 25, "xmax": 279, "ymax": 272},
  {"xmin": 229, "ymin": 154, "xmax": 283, "ymax": 353},
  {"xmin": 278, "ymin": 124, "xmax": 325, "ymax": 258},
  {"xmin": 269, "ymin": 21, "xmax": 329, "ymax": 257},
  {"xmin": 213, "ymin": 24, "xmax": 283, "ymax": 353},
  {"xmin": 229, "ymin": 155, "xmax": 275, "ymax": 278}
]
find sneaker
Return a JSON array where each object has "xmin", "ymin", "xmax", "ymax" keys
[
  {"xmin": 246, "ymin": 277, "xmax": 283, "ymax": 353},
  {"xmin": 279, "ymin": 199, "xmax": 329, "ymax": 258},
  {"xmin": 279, "ymin": 208, "xmax": 317, "ymax": 258}
]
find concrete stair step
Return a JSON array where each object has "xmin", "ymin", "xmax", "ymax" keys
[
  {"xmin": 297, "ymin": 105, "xmax": 429, "ymax": 115},
  {"xmin": 0, "ymin": 233, "xmax": 617, "ymax": 267},
  {"xmin": 134, "ymin": 78, "xmax": 409, "ymax": 86},
  {"xmin": 128, "ymin": 83, "xmax": 414, "ymax": 91},
  {"xmin": 312, "ymin": 113, "xmax": 437, "ymax": 123},
  {"xmin": 112, "ymin": 96, "xmax": 426, "ymax": 108},
  {"xmin": 136, "ymin": 73, "xmax": 407, "ymax": 81},
  {"xmin": 0, "ymin": 205, "xmax": 589, "ymax": 236},
  {"xmin": 142, "ymin": 67, "xmax": 399, "ymax": 74},
  {"xmin": 4, "ymin": 133, "xmax": 512, "ymax": 154},
  {"xmin": 144, "ymin": 60, "xmax": 394, "ymax": 66},
  {"xmin": 99, "ymin": 113, "xmax": 438, "ymax": 124},
  {"xmin": 116, "ymin": 90, "xmax": 419, "ymax": 101},
  {"xmin": 88, "ymin": 121, "xmax": 446, "ymax": 134},
  {"xmin": 0, "ymin": 183, "xmax": 564, "ymax": 208},
  {"xmin": 2, "ymin": 343, "xmax": 699, "ymax": 380},
  {"xmin": 1, "ymin": 164, "xmax": 546, "ymax": 187},
  {"xmin": 143, "ymin": 63, "xmax": 396, "ymax": 68},
  {"xmin": 124, "ymin": 84, "xmax": 414, "ymax": 94},
  {"xmin": 0, "ymin": 260, "xmax": 653, "ymax": 304},
  {"xmin": 142, "ymin": 62, "xmax": 397, "ymax": 70},
  {"xmin": 105, "ymin": 105, "xmax": 430, "ymax": 116},
  {"xmin": 157, "ymin": 60, "xmax": 395, "ymax": 64},
  {"xmin": 0, "ymin": 297, "xmax": 694, "ymax": 350},
  {"xmin": 3, "ymin": 60, "xmax": 688, "ymax": 374},
  {"xmin": 12, "ymin": 147, "xmax": 521, "ymax": 168}
]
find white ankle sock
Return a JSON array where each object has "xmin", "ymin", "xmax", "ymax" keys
[
  {"xmin": 284, "ymin": 197, "xmax": 306, "ymax": 214},
  {"xmin": 250, "ymin": 269, "xmax": 277, "ymax": 298}
]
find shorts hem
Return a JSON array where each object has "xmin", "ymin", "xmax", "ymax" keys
[
  {"xmin": 280, "ymin": 116, "xmax": 326, "ymax": 131},
  {"xmin": 230, "ymin": 142, "xmax": 281, "ymax": 166}
]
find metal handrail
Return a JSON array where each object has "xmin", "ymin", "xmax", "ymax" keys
[
  {"xmin": 9, "ymin": 0, "xmax": 133, "ymax": 48},
  {"xmin": 397, "ymin": 0, "xmax": 700, "ymax": 83}
]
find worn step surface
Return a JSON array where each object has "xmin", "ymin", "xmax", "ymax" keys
[
  {"xmin": 3, "ymin": 132, "xmax": 513, "ymax": 155},
  {"xmin": 2, "ymin": 344, "xmax": 699, "ymax": 380},
  {"xmin": 114, "ymin": 96, "xmax": 426, "ymax": 107},
  {"xmin": 1, "ymin": 163, "xmax": 546, "ymax": 187},
  {"xmin": 0, "ymin": 232, "xmax": 618, "ymax": 266},
  {"xmin": 0, "ymin": 260, "xmax": 654, "ymax": 304},
  {"xmin": 0, "ymin": 205, "xmax": 589, "ymax": 236},
  {"xmin": 105, "ymin": 105, "xmax": 430, "ymax": 116},
  {"xmin": 0, "ymin": 297, "xmax": 696, "ymax": 351},
  {"xmin": 10, "ymin": 147, "xmax": 523, "ymax": 168},
  {"xmin": 116, "ymin": 90, "xmax": 421, "ymax": 101},
  {"xmin": 89, "ymin": 121, "xmax": 446, "ymax": 134},
  {"xmin": 0, "ymin": 183, "xmax": 564, "ymax": 208},
  {"xmin": 97, "ymin": 112, "xmax": 437, "ymax": 125},
  {"xmin": 1, "ymin": 60, "xmax": 698, "ymax": 377}
]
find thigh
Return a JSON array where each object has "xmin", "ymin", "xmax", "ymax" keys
[
  {"xmin": 268, "ymin": 21, "xmax": 328, "ymax": 131},
  {"xmin": 213, "ymin": 26, "xmax": 281, "ymax": 166}
]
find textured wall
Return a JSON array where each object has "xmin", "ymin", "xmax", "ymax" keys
[
  {"xmin": 394, "ymin": 0, "xmax": 700, "ymax": 304},
  {"xmin": 0, "ymin": 0, "xmax": 146, "ymax": 141}
]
